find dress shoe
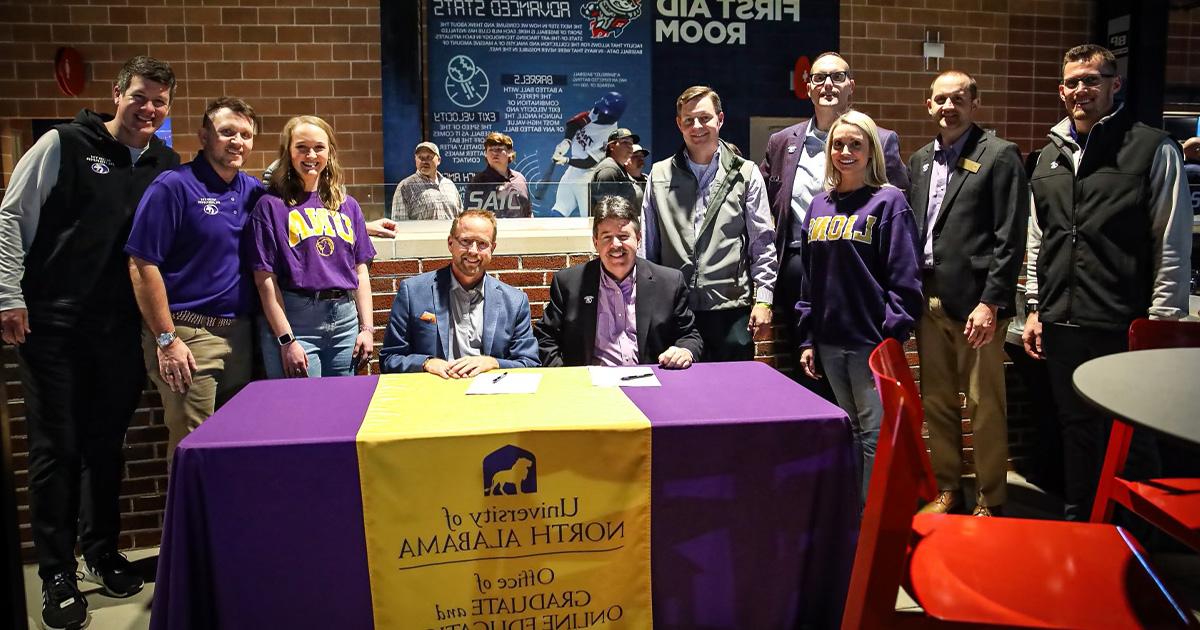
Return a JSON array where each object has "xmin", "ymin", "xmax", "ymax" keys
[
  {"xmin": 972, "ymin": 504, "xmax": 1002, "ymax": 517},
  {"xmin": 919, "ymin": 490, "xmax": 960, "ymax": 514}
]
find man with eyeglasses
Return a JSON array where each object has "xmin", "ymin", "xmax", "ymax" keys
[
  {"xmin": 587, "ymin": 128, "xmax": 641, "ymax": 212},
  {"xmin": 907, "ymin": 71, "xmax": 1027, "ymax": 518},
  {"xmin": 1023, "ymin": 44, "xmax": 1191, "ymax": 521},
  {"xmin": 467, "ymin": 131, "xmax": 531, "ymax": 218},
  {"xmin": 0, "ymin": 56, "xmax": 179, "ymax": 629},
  {"xmin": 640, "ymin": 85, "xmax": 778, "ymax": 362},
  {"xmin": 760, "ymin": 51, "xmax": 908, "ymax": 391},
  {"xmin": 380, "ymin": 209, "xmax": 539, "ymax": 377}
]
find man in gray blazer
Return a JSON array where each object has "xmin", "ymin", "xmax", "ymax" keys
[
  {"xmin": 379, "ymin": 210, "xmax": 539, "ymax": 376},
  {"xmin": 907, "ymin": 70, "xmax": 1028, "ymax": 517},
  {"xmin": 760, "ymin": 51, "xmax": 908, "ymax": 393}
]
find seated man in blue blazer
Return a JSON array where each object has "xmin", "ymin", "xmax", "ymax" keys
[
  {"xmin": 535, "ymin": 196, "xmax": 703, "ymax": 368},
  {"xmin": 380, "ymin": 209, "xmax": 539, "ymax": 377}
]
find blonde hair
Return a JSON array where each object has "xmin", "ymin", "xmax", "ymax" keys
[
  {"xmin": 823, "ymin": 110, "xmax": 889, "ymax": 191},
  {"xmin": 270, "ymin": 115, "xmax": 346, "ymax": 211}
]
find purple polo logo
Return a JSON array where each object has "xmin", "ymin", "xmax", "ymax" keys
[
  {"xmin": 580, "ymin": 0, "xmax": 641, "ymax": 39},
  {"xmin": 90, "ymin": 162, "xmax": 109, "ymax": 174},
  {"xmin": 483, "ymin": 445, "xmax": 537, "ymax": 496},
  {"xmin": 202, "ymin": 204, "xmax": 218, "ymax": 215}
]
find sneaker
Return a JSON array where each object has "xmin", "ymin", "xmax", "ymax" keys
[
  {"xmin": 41, "ymin": 571, "xmax": 88, "ymax": 630},
  {"xmin": 82, "ymin": 551, "xmax": 144, "ymax": 598}
]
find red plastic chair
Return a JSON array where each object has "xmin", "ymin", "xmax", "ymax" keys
[
  {"xmin": 1090, "ymin": 318, "xmax": 1200, "ymax": 551},
  {"xmin": 841, "ymin": 338, "xmax": 1197, "ymax": 629}
]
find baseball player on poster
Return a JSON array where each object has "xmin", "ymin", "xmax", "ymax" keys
[{"xmin": 539, "ymin": 91, "xmax": 627, "ymax": 217}]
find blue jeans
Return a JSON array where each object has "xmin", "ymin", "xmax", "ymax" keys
[
  {"xmin": 817, "ymin": 342, "xmax": 883, "ymax": 505},
  {"xmin": 259, "ymin": 292, "xmax": 359, "ymax": 378}
]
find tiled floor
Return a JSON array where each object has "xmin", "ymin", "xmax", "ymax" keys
[{"xmin": 18, "ymin": 472, "xmax": 1200, "ymax": 628}]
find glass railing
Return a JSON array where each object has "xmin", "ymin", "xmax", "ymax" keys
[{"xmin": 343, "ymin": 179, "xmax": 647, "ymax": 222}]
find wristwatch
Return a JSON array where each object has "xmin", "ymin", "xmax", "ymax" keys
[
  {"xmin": 156, "ymin": 331, "xmax": 177, "ymax": 349},
  {"xmin": 277, "ymin": 332, "xmax": 296, "ymax": 346},
  {"xmin": 1024, "ymin": 300, "xmax": 1039, "ymax": 316}
]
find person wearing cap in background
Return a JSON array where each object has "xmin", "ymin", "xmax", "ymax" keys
[
  {"xmin": 626, "ymin": 144, "xmax": 649, "ymax": 184},
  {"xmin": 588, "ymin": 127, "xmax": 640, "ymax": 212},
  {"xmin": 467, "ymin": 131, "xmax": 531, "ymax": 218},
  {"xmin": 391, "ymin": 141, "xmax": 462, "ymax": 221}
]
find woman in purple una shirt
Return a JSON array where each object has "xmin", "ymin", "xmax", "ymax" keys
[
  {"xmin": 248, "ymin": 115, "xmax": 377, "ymax": 378},
  {"xmin": 795, "ymin": 110, "xmax": 923, "ymax": 504}
]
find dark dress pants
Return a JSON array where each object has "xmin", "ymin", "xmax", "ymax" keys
[
  {"xmin": 18, "ymin": 324, "xmax": 144, "ymax": 579},
  {"xmin": 777, "ymin": 247, "xmax": 836, "ymax": 402},
  {"xmin": 694, "ymin": 307, "xmax": 754, "ymax": 362},
  {"xmin": 1042, "ymin": 323, "xmax": 1160, "ymax": 522}
]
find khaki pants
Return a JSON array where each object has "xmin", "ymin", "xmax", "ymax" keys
[
  {"xmin": 142, "ymin": 319, "xmax": 252, "ymax": 464},
  {"xmin": 917, "ymin": 286, "xmax": 1011, "ymax": 507}
]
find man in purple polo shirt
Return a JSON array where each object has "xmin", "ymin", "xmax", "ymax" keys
[
  {"xmin": 126, "ymin": 97, "xmax": 265, "ymax": 461},
  {"xmin": 535, "ymin": 195, "xmax": 703, "ymax": 367}
]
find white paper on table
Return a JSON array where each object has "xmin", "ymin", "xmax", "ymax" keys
[
  {"xmin": 588, "ymin": 366, "xmax": 661, "ymax": 388},
  {"xmin": 465, "ymin": 372, "xmax": 543, "ymax": 395}
]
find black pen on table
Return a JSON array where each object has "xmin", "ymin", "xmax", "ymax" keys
[
  {"xmin": 620, "ymin": 372, "xmax": 654, "ymax": 381},
  {"xmin": 491, "ymin": 372, "xmax": 508, "ymax": 384}
]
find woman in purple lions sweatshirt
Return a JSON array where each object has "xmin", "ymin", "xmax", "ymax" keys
[
  {"xmin": 796, "ymin": 110, "xmax": 922, "ymax": 505},
  {"xmin": 247, "ymin": 115, "xmax": 377, "ymax": 378}
]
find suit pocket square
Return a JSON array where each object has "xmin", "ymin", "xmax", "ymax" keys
[{"xmin": 420, "ymin": 311, "xmax": 437, "ymax": 323}]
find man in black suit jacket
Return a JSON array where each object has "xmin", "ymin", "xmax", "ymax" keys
[
  {"xmin": 907, "ymin": 70, "xmax": 1027, "ymax": 517},
  {"xmin": 536, "ymin": 196, "xmax": 703, "ymax": 367},
  {"xmin": 760, "ymin": 52, "xmax": 908, "ymax": 396}
]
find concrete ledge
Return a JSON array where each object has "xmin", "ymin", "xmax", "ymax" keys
[{"xmin": 370, "ymin": 218, "xmax": 594, "ymax": 260}]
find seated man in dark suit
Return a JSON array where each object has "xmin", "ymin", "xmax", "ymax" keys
[
  {"xmin": 535, "ymin": 196, "xmax": 702, "ymax": 368},
  {"xmin": 380, "ymin": 209, "xmax": 539, "ymax": 377}
]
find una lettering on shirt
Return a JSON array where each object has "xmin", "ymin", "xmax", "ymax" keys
[
  {"xmin": 593, "ymin": 268, "xmax": 639, "ymax": 366},
  {"xmin": 922, "ymin": 131, "xmax": 971, "ymax": 267},
  {"xmin": 449, "ymin": 276, "xmax": 484, "ymax": 360},
  {"xmin": 807, "ymin": 212, "xmax": 878, "ymax": 244}
]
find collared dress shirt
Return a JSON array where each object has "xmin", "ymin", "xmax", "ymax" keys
[
  {"xmin": 789, "ymin": 124, "xmax": 829, "ymax": 248},
  {"xmin": 593, "ymin": 269, "xmax": 639, "ymax": 366},
  {"xmin": 922, "ymin": 131, "xmax": 971, "ymax": 268},
  {"xmin": 392, "ymin": 171, "xmax": 462, "ymax": 221},
  {"xmin": 448, "ymin": 276, "xmax": 484, "ymax": 360}
]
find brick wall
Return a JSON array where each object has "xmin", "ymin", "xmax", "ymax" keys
[
  {"xmin": 841, "ymin": 0, "xmax": 1092, "ymax": 158},
  {"xmin": 0, "ymin": 0, "xmax": 1139, "ymax": 562}
]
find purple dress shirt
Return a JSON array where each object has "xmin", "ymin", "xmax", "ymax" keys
[
  {"xmin": 922, "ymin": 132, "xmax": 971, "ymax": 268},
  {"xmin": 593, "ymin": 268, "xmax": 639, "ymax": 366}
]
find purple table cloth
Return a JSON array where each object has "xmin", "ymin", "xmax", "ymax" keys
[{"xmin": 151, "ymin": 362, "xmax": 857, "ymax": 629}]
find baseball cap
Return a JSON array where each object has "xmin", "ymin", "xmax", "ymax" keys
[
  {"xmin": 607, "ymin": 128, "xmax": 639, "ymax": 144},
  {"xmin": 630, "ymin": 144, "xmax": 649, "ymax": 157},
  {"xmin": 414, "ymin": 141, "xmax": 440, "ymax": 157}
]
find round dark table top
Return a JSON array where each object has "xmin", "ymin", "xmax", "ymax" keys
[{"xmin": 1073, "ymin": 348, "xmax": 1200, "ymax": 445}]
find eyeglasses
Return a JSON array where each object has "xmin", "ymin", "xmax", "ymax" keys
[
  {"xmin": 809, "ymin": 71, "xmax": 850, "ymax": 85},
  {"xmin": 1061, "ymin": 74, "xmax": 1115, "ymax": 89},
  {"xmin": 485, "ymin": 146, "xmax": 511, "ymax": 154}
]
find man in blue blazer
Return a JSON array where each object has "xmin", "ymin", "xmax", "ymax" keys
[
  {"xmin": 759, "ymin": 51, "xmax": 909, "ymax": 394},
  {"xmin": 380, "ymin": 210, "xmax": 539, "ymax": 376}
]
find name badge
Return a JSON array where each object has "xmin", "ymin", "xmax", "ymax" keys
[{"xmin": 960, "ymin": 158, "xmax": 981, "ymax": 173}]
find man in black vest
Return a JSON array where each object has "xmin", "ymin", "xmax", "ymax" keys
[
  {"xmin": 0, "ymin": 56, "xmax": 179, "ymax": 628},
  {"xmin": 1023, "ymin": 45, "xmax": 1191, "ymax": 521}
]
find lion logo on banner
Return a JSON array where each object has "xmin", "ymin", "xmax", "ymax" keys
[
  {"xmin": 580, "ymin": 0, "xmax": 642, "ymax": 39},
  {"xmin": 482, "ymin": 445, "xmax": 538, "ymax": 496}
]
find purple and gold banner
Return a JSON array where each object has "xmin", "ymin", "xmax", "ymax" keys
[{"xmin": 356, "ymin": 368, "xmax": 653, "ymax": 628}]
